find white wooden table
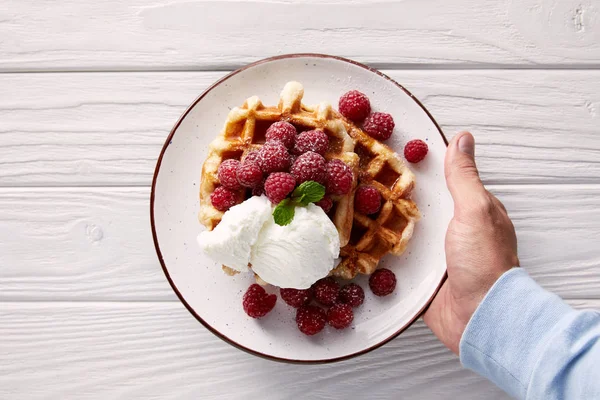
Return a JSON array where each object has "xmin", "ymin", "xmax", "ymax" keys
[{"xmin": 1, "ymin": 1, "xmax": 600, "ymax": 399}]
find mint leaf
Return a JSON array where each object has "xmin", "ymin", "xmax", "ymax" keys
[
  {"xmin": 292, "ymin": 181, "xmax": 326, "ymax": 206},
  {"xmin": 274, "ymin": 181, "xmax": 326, "ymax": 225},
  {"xmin": 273, "ymin": 199, "xmax": 295, "ymax": 226}
]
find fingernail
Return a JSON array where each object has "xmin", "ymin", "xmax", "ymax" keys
[{"xmin": 458, "ymin": 134, "xmax": 475, "ymax": 157}]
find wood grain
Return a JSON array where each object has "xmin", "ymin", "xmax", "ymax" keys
[
  {"xmin": 0, "ymin": 188, "xmax": 173, "ymax": 301},
  {"xmin": 1, "ymin": 70, "xmax": 599, "ymax": 186},
  {"xmin": 1, "ymin": 185, "xmax": 599, "ymax": 301},
  {"xmin": 1, "ymin": 0, "xmax": 599, "ymax": 71},
  {"xmin": 1, "ymin": 300, "xmax": 597, "ymax": 400},
  {"xmin": 2, "ymin": 0, "xmax": 599, "ymax": 397}
]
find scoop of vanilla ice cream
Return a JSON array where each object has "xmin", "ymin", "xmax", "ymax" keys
[
  {"xmin": 250, "ymin": 204, "xmax": 340, "ymax": 289},
  {"xmin": 197, "ymin": 196, "xmax": 272, "ymax": 272}
]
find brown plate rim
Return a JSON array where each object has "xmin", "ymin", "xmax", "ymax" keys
[{"xmin": 150, "ymin": 53, "xmax": 449, "ymax": 364}]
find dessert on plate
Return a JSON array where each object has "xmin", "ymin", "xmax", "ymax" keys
[{"xmin": 196, "ymin": 81, "xmax": 424, "ymax": 333}]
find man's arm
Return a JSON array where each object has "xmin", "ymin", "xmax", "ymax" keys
[
  {"xmin": 461, "ymin": 267, "xmax": 600, "ymax": 399},
  {"xmin": 424, "ymin": 132, "xmax": 600, "ymax": 399}
]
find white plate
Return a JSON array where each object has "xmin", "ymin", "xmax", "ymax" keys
[{"xmin": 151, "ymin": 54, "xmax": 451, "ymax": 363}]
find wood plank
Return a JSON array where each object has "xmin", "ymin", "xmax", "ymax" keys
[
  {"xmin": 1, "ymin": 300, "xmax": 597, "ymax": 400},
  {"xmin": 1, "ymin": 185, "xmax": 599, "ymax": 301},
  {"xmin": 1, "ymin": 0, "xmax": 599, "ymax": 71},
  {"xmin": 1, "ymin": 70, "xmax": 599, "ymax": 186},
  {"xmin": 0, "ymin": 188, "xmax": 173, "ymax": 301},
  {"xmin": 491, "ymin": 185, "xmax": 600, "ymax": 298}
]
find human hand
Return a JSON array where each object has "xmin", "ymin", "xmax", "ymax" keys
[{"xmin": 423, "ymin": 132, "xmax": 519, "ymax": 354}]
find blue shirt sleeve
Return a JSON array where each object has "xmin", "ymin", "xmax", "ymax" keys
[{"xmin": 459, "ymin": 267, "xmax": 600, "ymax": 399}]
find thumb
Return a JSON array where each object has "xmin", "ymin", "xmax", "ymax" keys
[{"xmin": 444, "ymin": 132, "xmax": 485, "ymax": 207}]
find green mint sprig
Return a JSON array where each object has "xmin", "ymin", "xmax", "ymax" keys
[{"xmin": 272, "ymin": 181, "xmax": 326, "ymax": 226}]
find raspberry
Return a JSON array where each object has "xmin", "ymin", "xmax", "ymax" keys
[
  {"xmin": 280, "ymin": 288, "xmax": 311, "ymax": 308},
  {"xmin": 242, "ymin": 150, "xmax": 261, "ymax": 165},
  {"xmin": 210, "ymin": 186, "xmax": 240, "ymax": 211},
  {"xmin": 293, "ymin": 130, "xmax": 329, "ymax": 156},
  {"xmin": 338, "ymin": 90, "xmax": 371, "ymax": 122},
  {"xmin": 312, "ymin": 277, "xmax": 340, "ymax": 306},
  {"xmin": 290, "ymin": 151, "xmax": 327, "ymax": 185},
  {"xmin": 327, "ymin": 303, "xmax": 354, "ymax": 329},
  {"xmin": 265, "ymin": 121, "xmax": 297, "ymax": 149},
  {"xmin": 258, "ymin": 141, "xmax": 291, "ymax": 174},
  {"xmin": 252, "ymin": 178, "xmax": 266, "ymax": 197},
  {"xmin": 217, "ymin": 159, "xmax": 242, "ymax": 190},
  {"xmin": 363, "ymin": 112, "xmax": 395, "ymax": 141},
  {"xmin": 296, "ymin": 305, "xmax": 326, "ymax": 336},
  {"xmin": 404, "ymin": 139, "xmax": 429, "ymax": 163},
  {"xmin": 369, "ymin": 268, "xmax": 397, "ymax": 297},
  {"xmin": 242, "ymin": 284, "xmax": 277, "ymax": 318},
  {"xmin": 326, "ymin": 159, "xmax": 353, "ymax": 195},
  {"xmin": 338, "ymin": 283, "xmax": 365, "ymax": 308},
  {"xmin": 237, "ymin": 162, "xmax": 263, "ymax": 187},
  {"xmin": 264, "ymin": 172, "xmax": 296, "ymax": 204},
  {"xmin": 315, "ymin": 196, "xmax": 333, "ymax": 213},
  {"xmin": 354, "ymin": 185, "xmax": 381, "ymax": 215}
]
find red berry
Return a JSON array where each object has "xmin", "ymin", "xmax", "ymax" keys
[
  {"xmin": 293, "ymin": 129, "xmax": 329, "ymax": 156},
  {"xmin": 296, "ymin": 305, "xmax": 327, "ymax": 336},
  {"xmin": 258, "ymin": 141, "xmax": 291, "ymax": 174},
  {"xmin": 237, "ymin": 162, "xmax": 263, "ymax": 187},
  {"xmin": 404, "ymin": 139, "xmax": 429, "ymax": 163},
  {"xmin": 326, "ymin": 159, "xmax": 353, "ymax": 195},
  {"xmin": 338, "ymin": 283, "xmax": 365, "ymax": 308},
  {"xmin": 369, "ymin": 268, "xmax": 397, "ymax": 296},
  {"xmin": 315, "ymin": 196, "xmax": 333, "ymax": 213},
  {"xmin": 264, "ymin": 172, "xmax": 296, "ymax": 204},
  {"xmin": 363, "ymin": 112, "xmax": 395, "ymax": 141},
  {"xmin": 218, "ymin": 159, "xmax": 242, "ymax": 190},
  {"xmin": 252, "ymin": 178, "xmax": 266, "ymax": 197},
  {"xmin": 210, "ymin": 186, "xmax": 240, "ymax": 211},
  {"xmin": 266, "ymin": 121, "xmax": 297, "ymax": 149},
  {"xmin": 312, "ymin": 277, "xmax": 340, "ymax": 306},
  {"xmin": 280, "ymin": 288, "xmax": 311, "ymax": 308},
  {"xmin": 327, "ymin": 303, "xmax": 354, "ymax": 329},
  {"xmin": 242, "ymin": 150, "xmax": 262, "ymax": 165},
  {"xmin": 339, "ymin": 90, "xmax": 371, "ymax": 122},
  {"xmin": 290, "ymin": 151, "xmax": 327, "ymax": 185},
  {"xmin": 242, "ymin": 284, "xmax": 277, "ymax": 318},
  {"xmin": 355, "ymin": 185, "xmax": 381, "ymax": 215}
]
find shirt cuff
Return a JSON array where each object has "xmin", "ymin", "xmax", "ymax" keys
[{"xmin": 459, "ymin": 268, "xmax": 574, "ymax": 399}]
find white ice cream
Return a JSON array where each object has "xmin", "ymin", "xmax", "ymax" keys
[
  {"xmin": 197, "ymin": 197, "xmax": 340, "ymax": 289},
  {"xmin": 251, "ymin": 204, "xmax": 340, "ymax": 289},
  {"xmin": 197, "ymin": 196, "xmax": 272, "ymax": 272}
]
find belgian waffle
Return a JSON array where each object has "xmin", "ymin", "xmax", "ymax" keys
[
  {"xmin": 199, "ymin": 81, "xmax": 359, "ymax": 247},
  {"xmin": 199, "ymin": 81, "xmax": 420, "ymax": 280},
  {"xmin": 332, "ymin": 119, "xmax": 421, "ymax": 279}
]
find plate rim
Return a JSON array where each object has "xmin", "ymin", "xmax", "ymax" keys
[{"xmin": 150, "ymin": 53, "xmax": 449, "ymax": 364}]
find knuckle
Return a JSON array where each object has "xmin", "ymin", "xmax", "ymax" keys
[
  {"xmin": 490, "ymin": 193, "xmax": 507, "ymax": 210},
  {"xmin": 452, "ymin": 159, "xmax": 479, "ymax": 179},
  {"xmin": 468, "ymin": 194, "xmax": 495, "ymax": 216}
]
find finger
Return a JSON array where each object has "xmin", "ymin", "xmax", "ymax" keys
[
  {"xmin": 444, "ymin": 132, "xmax": 487, "ymax": 209},
  {"xmin": 423, "ymin": 283, "xmax": 459, "ymax": 355},
  {"xmin": 422, "ymin": 286, "xmax": 443, "ymax": 328}
]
